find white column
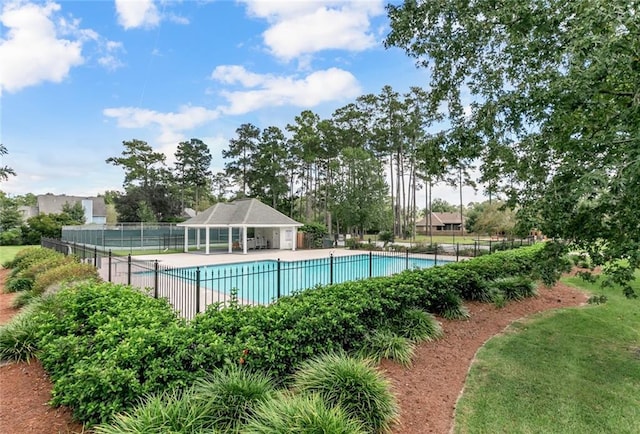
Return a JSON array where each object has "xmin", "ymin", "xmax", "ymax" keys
[
  {"xmin": 228, "ymin": 227, "xmax": 233, "ymax": 253},
  {"xmin": 205, "ymin": 227, "xmax": 210, "ymax": 255},
  {"xmin": 292, "ymin": 227, "xmax": 297, "ymax": 251},
  {"xmin": 196, "ymin": 228, "xmax": 201, "ymax": 250},
  {"xmin": 242, "ymin": 226, "xmax": 247, "ymax": 254},
  {"xmin": 183, "ymin": 226, "xmax": 188, "ymax": 253}
]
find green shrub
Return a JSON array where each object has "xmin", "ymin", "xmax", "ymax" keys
[
  {"xmin": 357, "ymin": 330, "xmax": 415, "ymax": 367},
  {"xmin": 292, "ymin": 352, "xmax": 398, "ymax": 433},
  {"xmin": 587, "ymin": 294, "xmax": 608, "ymax": 304},
  {"xmin": 378, "ymin": 230, "xmax": 394, "ymax": 247},
  {"xmin": 5, "ymin": 247, "xmax": 60, "ymax": 273},
  {"xmin": 245, "ymin": 393, "xmax": 366, "ymax": 434},
  {"xmin": 192, "ymin": 366, "xmax": 275, "ymax": 431},
  {"xmin": 0, "ymin": 302, "xmax": 42, "ymax": 362},
  {"xmin": 32, "ymin": 262, "xmax": 100, "ymax": 295},
  {"xmin": 489, "ymin": 276, "xmax": 537, "ymax": 301},
  {"xmin": 33, "ymin": 282, "xmax": 204, "ymax": 423},
  {"xmin": 93, "ymin": 388, "xmax": 215, "ymax": 434},
  {"xmin": 5, "ymin": 276, "xmax": 33, "ymax": 293},
  {"xmin": 21, "ymin": 255, "xmax": 76, "ymax": 280}
]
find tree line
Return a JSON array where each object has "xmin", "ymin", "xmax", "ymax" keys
[{"xmin": 105, "ymin": 85, "xmax": 483, "ymax": 239}]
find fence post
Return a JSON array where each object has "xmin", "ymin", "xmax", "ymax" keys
[
  {"xmin": 108, "ymin": 250, "xmax": 112, "ymax": 282},
  {"xmin": 405, "ymin": 249, "xmax": 409, "ymax": 270},
  {"xmin": 94, "ymin": 246, "xmax": 98, "ymax": 267},
  {"xmin": 196, "ymin": 267, "xmax": 201, "ymax": 315},
  {"xmin": 330, "ymin": 254, "xmax": 334, "ymax": 285},
  {"xmin": 277, "ymin": 259, "xmax": 281, "ymax": 299},
  {"xmin": 456, "ymin": 243, "xmax": 459, "ymax": 262},
  {"xmin": 434, "ymin": 243, "xmax": 438, "ymax": 265},
  {"xmin": 474, "ymin": 241, "xmax": 477, "ymax": 257},
  {"xmin": 489, "ymin": 240, "xmax": 492, "ymax": 253},
  {"xmin": 369, "ymin": 251, "xmax": 373, "ymax": 278},
  {"xmin": 127, "ymin": 254, "xmax": 132, "ymax": 285},
  {"xmin": 154, "ymin": 260, "xmax": 159, "ymax": 299}
]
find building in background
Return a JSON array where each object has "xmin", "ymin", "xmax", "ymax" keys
[{"xmin": 18, "ymin": 194, "xmax": 107, "ymax": 224}]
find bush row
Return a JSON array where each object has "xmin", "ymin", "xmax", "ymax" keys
[
  {"xmin": 0, "ymin": 242, "xmax": 569, "ymax": 424},
  {"xmin": 3, "ymin": 247, "xmax": 100, "ymax": 296}
]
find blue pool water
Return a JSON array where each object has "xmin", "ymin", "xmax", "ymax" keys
[{"xmin": 164, "ymin": 253, "xmax": 438, "ymax": 305}]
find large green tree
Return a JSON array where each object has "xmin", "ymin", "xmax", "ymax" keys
[
  {"xmin": 331, "ymin": 147, "xmax": 390, "ymax": 237},
  {"xmin": 107, "ymin": 139, "xmax": 180, "ymax": 222},
  {"xmin": 174, "ymin": 138, "xmax": 212, "ymax": 211},
  {"xmin": 223, "ymin": 123, "xmax": 260, "ymax": 198},
  {"xmin": 387, "ymin": 0, "xmax": 640, "ymax": 295}
]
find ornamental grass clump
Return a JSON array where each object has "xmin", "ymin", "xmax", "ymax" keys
[
  {"xmin": 93, "ymin": 388, "xmax": 215, "ymax": 434},
  {"xmin": 357, "ymin": 330, "xmax": 415, "ymax": 367},
  {"xmin": 489, "ymin": 276, "xmax": 537, "ymax": 301},
  {"xmin": 192, "ymin": 365, "xmax": 276, "ymax": 431},
  {"xmin": 0, "ymin": 302, "xmax": 42, "ymax": 362},
  {"xmin": 391, "ymin": 308, "xmax": 443, "ymax": 342},
  {"xmin": 292, "ymin": 352, "xmax": 399, "ymax": 433},
  {"xmin": 11, "ymin": 290, "xmax": 40, "ymax": 308},
  {"xmin": 430, "ymin": 290, "xmax": 470, "ymax": 320},
  {"xmin": 244, "ymin": 393, "xmax": 366, "ymax": 434}
]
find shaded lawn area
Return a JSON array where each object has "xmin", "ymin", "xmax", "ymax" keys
[{"xmin": 454, "ymin": 273, "xmax": 640, "ymax": 434}]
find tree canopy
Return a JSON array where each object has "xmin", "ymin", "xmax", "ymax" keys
[
  {"xmin": 386, "ymin": 0, "xmax": 640, "ymax": 295},
  {"xmin": 0, "ymin": 144, "xmax": 16, "ymax": 182}
]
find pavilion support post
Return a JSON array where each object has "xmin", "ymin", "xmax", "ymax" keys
[
  {"xmin": 228, "ymin": 227, "xmax": 233, "ymax": 253},
  {"xmin": 292, "ymin": 227, "xmax": 297, "ymax": 251},
  {"xmin": 205, "ymin": 227, "xmax": 210, "ymax": 255},
  {"xmin": 242, "ymin": 226, "xmax": 247, "ymax": 254},
  {"xmin": 196, "ymin": 228, "xmax": 201, "ymax": 250},
  {"xmin": 183, "ymin": 227, "xmax": 188, "ymax": 253}
]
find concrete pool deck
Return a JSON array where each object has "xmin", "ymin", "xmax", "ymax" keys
[{"xmin": 129, "ymin": 247, "xmax": 392, "ymax": 268}]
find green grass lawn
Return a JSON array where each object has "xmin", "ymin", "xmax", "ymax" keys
[
  {"xmin": 0, "ymin": 245, "xmax": 38, "ymax": 265},
  {"xmin": 454, "ymin": 273, "xmax": 640, "ymax": 433}
]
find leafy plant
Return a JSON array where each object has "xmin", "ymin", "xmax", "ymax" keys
[
  {"xmin": 5, "ymin": 277, "xmax": 33, "ymax": 293},
  {"xmin": 587, "ymin": 294, "xmax": 608, "ymax": 305},
  {"xmin": 32, "ymin": 262, "xmax": 100, "ymax": 295},
  {"xmin": 292, "ymin": 352, "xmax": 399, "ymax": 433},
  {"xmin": 245, "ymin": 392, "xmax": 366, "ymax": 434}
]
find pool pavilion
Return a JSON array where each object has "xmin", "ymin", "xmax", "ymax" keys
[{"xmin": 177, "ymin": 198, "xmax": 303, "ymax": 255}]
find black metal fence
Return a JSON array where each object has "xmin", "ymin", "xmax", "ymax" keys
[{"xmin": 40, "ymin": 237, "xmax": 536, "ymax": 319}]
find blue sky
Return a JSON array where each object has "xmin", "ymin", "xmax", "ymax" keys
[{"xmin": 1, "ymin": 0, "xmax": 484, "ymax": 206}]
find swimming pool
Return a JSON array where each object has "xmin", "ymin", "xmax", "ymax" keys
[{"xmin": 163, "ymin": 253, "xmax": 439, "ymax": 305}]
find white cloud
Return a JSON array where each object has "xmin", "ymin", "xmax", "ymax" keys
[
  {"xmin": 0, "ymin": 1, "xmax": 84, "ymax": 93},
  {"xmin": 103, "ymin": 105, "xmax": 221, "ymax": 130},
  {"xmin": 210, "ymin": 65, "xmax": 361, "ymax": 114},
  {"xmin": 241, "ymin": 0, "xmax": 384, "ymax": 61},
  {"xmin": 103, "ymin": 105, "xmax": 222, "ymax": 162},
  {"xmin": 114, "ymin": 0, "xmax": 160, "ymax": 29},
  {"xmin": 98, "ymin": 40, "xmax": 125, "ymax": 71}
]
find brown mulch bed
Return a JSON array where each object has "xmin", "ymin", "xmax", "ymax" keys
[{"xmin": 0, "ymin": 266, "xmax": 588, "ymax": 434}]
